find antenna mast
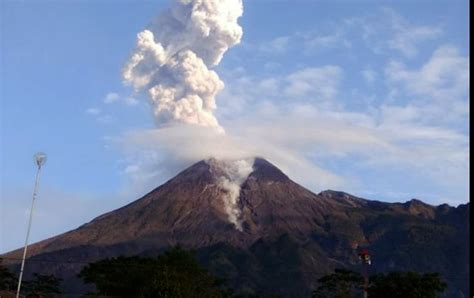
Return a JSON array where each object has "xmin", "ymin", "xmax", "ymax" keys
[{"xmin": 16, "ymin": 152, "xmax": 47, "ymax": 298}]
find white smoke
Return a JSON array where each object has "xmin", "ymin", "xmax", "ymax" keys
[
  {"xmin": 123, "ymin": 0, "xmax": 243, "ymax": 129},
  {"xmin": 208, "ymin": 158, "xmax": 254, "ymax": 231}
]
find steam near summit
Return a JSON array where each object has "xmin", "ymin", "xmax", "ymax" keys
[
  {"xmin": 208, "ymin": 158, "xmax": 254, "ymax": 231},
  {"xmin": 1, "ymin": 1, "xmax": 469, "ymax": 297},
  {"xmin": 123, "ymin": 0, "xmax": 243, "ymax": 129}
]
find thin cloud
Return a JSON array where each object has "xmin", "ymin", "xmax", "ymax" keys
[
  {"xmin": 85, "ymin": 107, "xmax": 101, "ymax": 115},
  {"xmin": 384, "ymin": 45, "xmax": 469, "ymax": 125},
  {"xmin": 361, "ymin": 68, "xmax": 376, "ymax": 84},
  {"xmin": 111, "ymin": 6, "xmax": 467, "ymax": 206},
  {"xmin": 259, "ymin": 36, "xmax": 291, "ymax": 54},
  {"xmin": 248, "ymin": 8, "xmax": 443, "ymax": 59},
  {"xmin": 284, "ymin": 66, "xmax": 343, "ymax": 100},
  {"xmin": 301, "ymin": 29, "xmax": 352, "ymax": 54},
  {"xmin": 104, "ymin": 92, "xmax": 120, "ymax": 104},
  {"xmin": 383, "ymin": 7, "xmax": 442, "ymax": 57},
  {"xmin": 125, "ymin": 97, "xmax": 139, "ymax": 106}
]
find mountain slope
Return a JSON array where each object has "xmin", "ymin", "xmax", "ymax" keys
[{"xmin": 2, "ymin": 158, "xmax": 469, "ymax": 297}]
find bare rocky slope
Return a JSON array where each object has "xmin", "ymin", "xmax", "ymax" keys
[{"xmin": 2, "ymin": 158, "xmax": 469, "ymax": 297}]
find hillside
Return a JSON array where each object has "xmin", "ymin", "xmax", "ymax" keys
[{"xmin": 2, "ymin": 158, "xmax": 469, "ymax": 297}]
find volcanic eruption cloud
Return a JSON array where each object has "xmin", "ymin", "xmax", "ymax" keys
[
  {"xmin": 124, "ymin": 0, "xmax": 251, "ymax": 230},
  {"xmin": 123, "ymin": 0, "xmax": 243, "ymax": 130}
]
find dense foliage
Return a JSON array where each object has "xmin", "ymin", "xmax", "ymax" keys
[
  {"xmin": 312, "ymin": 269, "xmax": 364, "ymax": 298},
  {"xmin": 23, "ymin": 273, "xmax": 62, "ymax": 295},
  {"xmin": 0, "ymin": 258, "xmax": 17, "ymax": 291},
  {"xmin": 313, "ymin": 268, "xmax": 447, "ymax": 298},
  {"xmin": 368, "ymin": 271, "xmax": 447, "ymax": 298},
  {"xmin": 78, "ymin": 246, "xmax": 228, "ymax": 298},
  {"xmin": 1, "ymin": 258, "xmax": 62, "ymax": 295}
]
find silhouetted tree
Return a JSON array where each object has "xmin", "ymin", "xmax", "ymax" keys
[
  {"xmin": 312, "ymin": 268, "xmax": 363, "ymax": 298},
  {"xmin": 0, "ymin": 258, "xmax": 18, "ymax": 291},
  {"xmin": 78, "ymin": 246, "xmax": 227, "ymax": 297},
  {"xmin": 368, "ymin": 271, "xmax": 447, "ymax": 298},
  {"xmin": 23, "ymin": 273, "xmax": 62, "ymax": 296},
  {"xmin": 313, "ymin": 269, "xmax": 447, "ymax": 298},
  {"xmin": 1, "ymin": 260, "xmax": 62, "ymax": 296}
]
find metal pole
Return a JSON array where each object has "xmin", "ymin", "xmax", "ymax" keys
[
  {"xmin": 363, "ymin": 263, "xmax": 368, "ymax": 298},
  {"xmin": 16, "ymin": 164, "xmax": 42, "ymax": 298}
]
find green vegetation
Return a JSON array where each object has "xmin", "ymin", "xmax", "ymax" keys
[
  {"xmin": 0, "ymin": 258, "xmax": 17, "ymax": 292},
  {"xmin": 313, "ymin": 268, "xmax": 447, "ymax": 298},
  {"xmin": 0, "ymin": 258, "xmax": 62, "ymax": 296},
  {"xmin": 78, "ymin": 246, "xmax": 229, "ymax": 298},
  {"xmin": 2, "ymin": 251, "xmax": 449, "ymax": 298},
  {"xmin": 312, "ymin": 268, "xmax": 363, "ymax": 298},
  {"xmin": 23, "ymin": 273, "xmax": 62, "ymax": 296},
  {"xmin": 368, "ymin": 271, "xmax": 447, "ymax": 298}
]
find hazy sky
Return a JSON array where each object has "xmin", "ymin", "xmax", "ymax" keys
[{"xmin": 1, "ymin": 0, "xmax": 469, "ymax": 252}]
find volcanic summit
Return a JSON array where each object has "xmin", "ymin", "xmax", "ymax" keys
[{"xmin": 2, "ymin": 158, "xmax": 469, "ymax": 296}]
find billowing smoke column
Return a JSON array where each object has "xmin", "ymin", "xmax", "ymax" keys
[{"xmin": 123, "ymin": 0, "xmax": 243, "ymax": 129}]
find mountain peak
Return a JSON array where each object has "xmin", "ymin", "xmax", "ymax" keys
[
  {"xmin": 1, "ymin": 157, "xmax": 468, "ymax": 297},
  {"xmin": 184, "ymin": 157, "xmax": 290, "ymax": 184},
  {"xmin": 248, "ymin": 157, "xmax": 289, "ymax": 182},
  {"xmin": 402, "ymin": 198, "xmax": 435, "ymax": 218}
]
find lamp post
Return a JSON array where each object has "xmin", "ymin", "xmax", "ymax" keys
[{"xmin": 16, "ymin": 152, "xmax": 47, "ymax": 298}]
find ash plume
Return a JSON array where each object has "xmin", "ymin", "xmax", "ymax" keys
[
  {"xmin": 208, "ymin": 158, "xmax": 254, "ymax": 230},
  {"xmin": 123, "ymin": 0, "xmax": 243, "ymax": 129}
]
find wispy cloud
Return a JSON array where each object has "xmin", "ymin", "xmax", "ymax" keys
[
  {"xmin": 125, "ymin": 97, "xmax": 139, "ymax": 106},
  {"xmin": 300, "ymin": 28, "xmax": 352, "ymax": 54},
  {"xmin": 283, "ymin": 66, "xmax": 343, "ymax": 100},
  {"xmin": 85, "ymin": 107, "xmax": 114, "ymax": 124},
  {"xmin": 116, "ymin": 100, "xmax": 467, "ymax": 205},
  {"xmin": 104, "ymin": 7, "xmax": 467, "ymax": 206},
  {"xmin": 383, "ymin": 7, "xmax": 442, "ymax": 57},
  {"xmin": 258, "ymin": 36, "xmax": 291, "ymax": 54},
  {"xmin": 104, "ymin": 92, "xmax": 120, "ymax": 104},
  {"xmin": 97, "ymin": 114, "xmax": 115, "ymax": 124},
  {"xmin": 114, "ymin": 57, "xmax": 468, "ymax": 206},
  {"xmin": 249, "ymin": 7, "xmax": 443, "ymax": 59},
  {"xmin": 85, "ymin": 107, "xmax": 101, "ymax": 115},
  {"xmin": 385, "ymin": 45, "xmax": 469, "ymax": 99},
  {"xmin": 361, "ymin": 68, "xmax": 376, "ymax": 84},
  {"xmin": 103, "ymin": 92, "xmax": 140, "ymax": 106},
  {"xmin": 384, "ymin": 45, "xmax": 469, "ymax": 125},
  {"xmin": 354, "ymin": 7, "xmax": 443, "ymax": 57}
]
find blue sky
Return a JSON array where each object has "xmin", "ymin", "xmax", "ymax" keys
[{"xmin": 1, "ymin": 0, "xmax": 469, "ymax": 252}]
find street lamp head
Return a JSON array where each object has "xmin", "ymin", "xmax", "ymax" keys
[{"xmin": 34, "ymin": 152, "xmax": 47, "ymax": 168}]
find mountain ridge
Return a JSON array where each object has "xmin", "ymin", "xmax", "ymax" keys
[{"xmin": 2, "ymin": 158, "xmax": 469, "ymax": 297}]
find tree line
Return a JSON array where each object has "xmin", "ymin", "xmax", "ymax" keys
[
  {"xmin": 1, "ymin": 247, "xmax": 447, "ymax": 297},
  {"xmin": 312, "ymin": 268, "xmax": 446, "ymax": 298}
]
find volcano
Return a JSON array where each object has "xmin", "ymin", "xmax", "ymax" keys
[{"xmin": 2, "ymin": 158, "xmax": 469, "ymax": 297}]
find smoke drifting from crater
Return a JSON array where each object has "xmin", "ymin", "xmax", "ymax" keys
[
  {"xmin": 123, "ymin": 0, "xmax": 243, "ymax": 129},
  {"xmin": 208, "ymin": 158, "xmax": 254, "ymax": 231}
]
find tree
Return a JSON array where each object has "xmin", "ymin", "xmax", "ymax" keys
[
  {"xmin": 0, "ymin": 258, "xmax": 18, "ymax": 292},
  {"xmin": 1, "ymin": 259, "xmax": 61, "ymax": 296},
  {"xmin": 22, "ymin": 273, "xmax": 62, "ymax": 296},
  {"xmin": 313, "ymin": 269, "xmax": 447, "ymax": 298},
  {"xmin": 368, "ymin": 271, "xmax": 447, "ymax": 298},
  {"xmin": 78, "ymin": 246, "xmax": 227, "ymax": 298},
  {"xmin": 312, "ymin": 268, "xmax": 363, "ymax": 298}
]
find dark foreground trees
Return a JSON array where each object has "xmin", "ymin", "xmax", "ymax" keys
[
  {"xmin": 368, "ymin": 271, "xmax": 447, "ymax": 298},
  {"xmin": 23, "ymin": 273, "xmax": 62, "ymax": 296},
  {"xmin": 0, "ymin": 258, "xmax": 17, "ymax": 292},
  {"xmin": 312, "ymin": 269, "xmax": 364, "ymax": 298},
  {"xmin": 1, "ymin": 258, "xmax": 62, "ymax": 296},
  {"xmin": 78, "ymin": 246, "xmax": 228, "ymax": 298},
  {"xmin": 312, "ymin": 269, "xmax": 447, "ymax": 298}
]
